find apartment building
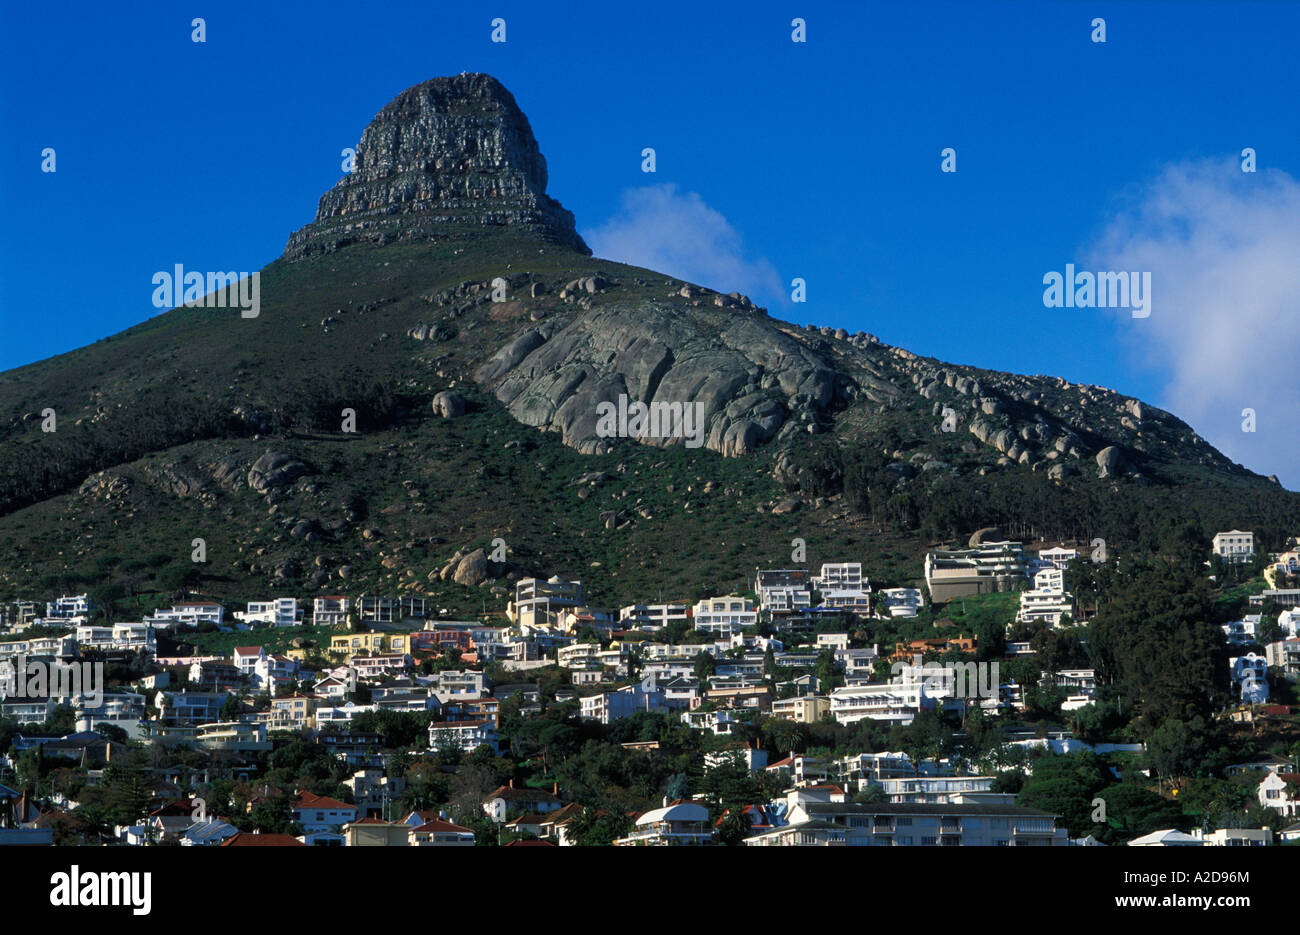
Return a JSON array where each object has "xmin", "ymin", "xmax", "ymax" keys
[
  {"xmin": 746, "ymin": 800, "xmax": 1067, "ymax": 846},
  {"xmin": 236, "ymin": 598, "xmax": 302, "ymax": 627},
  {"xmin": 509, "ymin": 577, "xmax": 585, "ymax": 627},
  {"xmin": 692, "ymin": 596, "xmax": 758, "ymax": 636},
  {"xmin": 878, "ymin": 588, "xmax": 924, "ymax": 618},
  {"xmin": 618, "ymin": 603, "xmax": 689, "ymax": 629},
  {"xmin": 754, "ymin": 569, "xmax": 811, "ymax": 616},
  {"xmin": 924, "ymin": 542, "xmax": 1028, "ymax": 602},
  {"xmin": 312, "ymin": 596, "xmax": 353, "ymax": 627},
  {"xmin": 814, "ymin": 562, "xmax": 865, "ymax": 590}
]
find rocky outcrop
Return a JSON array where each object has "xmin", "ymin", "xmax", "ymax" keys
[
  {"xmin": 431, "ymin": 391, "xmax": 466, "ymax": 419},
  {"xmin": 284, "ymin": 74, "xmax": 589, "ymax": 260},
  {"xmin": 1095, "ymin": 445, "xmax": 1124, "ymax": 479},
  {"xmin": 247, "ymin": 451, "xmax": 311, "ymax": 492},
  {"xmin": 474, "ymin": 302, "xmax": 839, "ymax": 457},
  {"xmin": 438, "ymin": 546, "xmax": 509, "ymax": 586}
]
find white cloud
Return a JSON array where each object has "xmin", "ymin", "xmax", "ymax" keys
[
  {"xmin": 583, "ymin": 184, "xmax": 784, "ymax": 305},
  {"xmin": 1087, "ymin": 157, "xmax": 1300, "ymax": 488}
]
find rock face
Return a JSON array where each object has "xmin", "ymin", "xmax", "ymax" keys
[
  {"xmin": 247, "ymin": 451, "xmax": 311, "ymax": 492},
  {"xmin": 475, "ymin": 303, "xmax": 839, "ymax": 457},
  {"xmin": 284, "ymin": 73, "xmax": 589, "ymax": 260},
  {"xmin": 438, "ymin": 546, "xmax": 508, "ymax": 586},
  {"xmin": 431, "ymin": 391, "xmax": 466, "ymax": 419},
  {"xmin": 1095, "ymin": 446, "xmax": 1123, "ymax": 479}
]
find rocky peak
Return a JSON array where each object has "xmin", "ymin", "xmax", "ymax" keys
[{"xmin": 284, "ymin": 73, "xmax": 589, "ymax": 260}]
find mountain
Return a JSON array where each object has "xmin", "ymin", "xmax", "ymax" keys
[{"xmin": 1, "ymin": 73, "xmax": 1297, "ymax": 613}]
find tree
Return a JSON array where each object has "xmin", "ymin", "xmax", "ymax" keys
[
  {"xmin": 1144, "ymin": 718, "xmax": 1209, "ymax": 783},
  {"xmin": 692, "ymin": 650, "xmax": 716, "ymax": 680}
]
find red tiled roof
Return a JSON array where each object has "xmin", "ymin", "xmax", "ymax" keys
[
  {"xmin": 542, "ymin": 802, "xmax": 584, "ymax": 824},
  {"xmin": 233, "ymin": 646, "xmax": 263, "ymax": 655},
  {"xmin": 293, "ymin": 791, "xmax": 355, "ymax": 812},
  {"xmin": 486, "ymin": 785, "xmax": 561, "ymax": 803}
]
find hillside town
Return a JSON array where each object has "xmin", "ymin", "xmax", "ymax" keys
[{"xmin": 2, "ymin": 530, "xmax": 1298, "ymax": 847}]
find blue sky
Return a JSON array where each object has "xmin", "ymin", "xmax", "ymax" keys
[{"xmin": 2, "ymin": 1, "xmax": 1298, "ymax": 485}]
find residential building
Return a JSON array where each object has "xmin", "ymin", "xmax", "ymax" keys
[
  {"xmin": 482, "ymin": 783, "xmax": 562, "ymax": 823},
  {"xmin": 749, "ymin": 800, "xmax": 1067, "ymax": 846},
  {"xmin": 615, "ymin": 801, "xmax": 713, "ymax": 846},
  {"xmin": 755, "ymin": 569, "xmax": 812, "ymax": 615},
  {"xmin": 580, "ymin": 679, "xmax": 667, "ymax": 723},
  {"xmin": 268, "ymin": 695, "xmax": 317, "ymax": 731},
  {"xmin": 45, "ymin": 594, "xmax": 91, "ymax": 621},
  {"xmin": 876, "ymin": 776, "xmax": 996, "ymax": 803},
  {"xmin": 1230, "ymin": 654, "xmax": 1269, "ymax": 704},
  {"xmin": 878, "ymin": 588, "xmax": 924, "ymax": 618},
  {"xmin": 1037, "ymin": 547, "xmax": 1078, "ymax": 570},
  {"xmin": 509, "ymin": 577, "xmax": 585, "ymax": 627},
  {"xmin": 195, "ymin": 721, "xmax": 270, "ymax": 752},
  {"xmin": 156, "ymin": 691, "xmax": 227, "ymax": 725},
  {"xmin": 1222, "ymin": 615, "xmax": 1261, "ymax": 646},
  {"xmin": 343, "ymin": 819, "xmax": 410, "ymax": 847},
  {"xmin": 771, "ymin": 695, "xmax": 831, "ymax": 724},
  {"xmin": 692, "ymin": 596, "xmax": 758, "ymax": 636},
  {"xmin": 313, "ymin": 596, "xmax": 353, "ymax": 628},
  {"xmin": 1257, "ymin": 771, "xmax": 1300, "ymax": 817},
  {"xmin": 427, "ymin": 719, "xmax": 498, "ymax": 754},
  {"xmin": 814, "ymin": 562, "xmax": 865, "ymax": 590},
  {"xmin": 924, "ymin": 542, "xmax": 1027, "ymax": 602},
  {"xmin": 409, "ymin": 817, "xmax": 476, "ymax": 846},
  {"xmin": 235, "ymin": 598, "xmax": 302, "ymax": 628},
  {"xmin": 1250, "ymin": 589, "xmax": 1300, "ymax": 609},
  {"xmin": 618, "ymin": 603, "xmax": 689, "ymax": 630},
  {"xmin": 1266, "ymin": 639, "xmax": 1300, "ymax": 680},
  {"xmin": 1213, "ymin": 530, "xmax": 1255, "ymax": 563},
  {"xmin": 293, "ymin": 792, "xmax": 359, "ymax": 833}
]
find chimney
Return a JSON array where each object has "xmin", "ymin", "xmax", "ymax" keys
[
  {"xmin": 508, "ymin": 778, "xmax": 514, "ymax": 789},
  {"xmin": 552, "ymin": 782, "xmax": 558, "ymax": 795}
]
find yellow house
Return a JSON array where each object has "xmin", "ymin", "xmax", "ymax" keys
[
  {"xmin": 344, "ymin": 820, "xmax": 411, "ymax": 847},
  {"xmin": 770, "ymin": 695, "xmax": 831, "ymax": 724},
  {"xmin": 329, "ymin": 632, "xmax": 411, "ymax": 659},
  {"xmin": 269, "ymin": 694, "xmax": 317, "ymax": 731}
]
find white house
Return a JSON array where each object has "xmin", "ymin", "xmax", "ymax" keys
[
  {"xmin": 509, "ymin": 576, "xmax": 585, "ymax": 627},
  {"xmin": 615, "ymin": 801, "xmax": 713, "ymax": 846},
  {"xmin": 1257, "ymin": 770, "xmax": 1300, "ymax": 817},
  {"xmin": 45, "ymin": 594, "xmax": 91, "ymax": 620},
  {"xmin": 236, "ymin": 598, "xmax": 302, "ymax": 628},
  {"xmin": 1213, "ymin": 530, "xmax": 1255, "ymax": 563},
  {"xmin": 580, "ymin": 679, "xmax": 666, "ymax": 724},
  {"xmin": 1222, "ymin": 615, "xmax": 1261, "ymax": 646},
  {"xmin": 1016, "ymin": 585, "xmax": 1075, "ymax": 627},
  {"xmin": 692, "ymin": 596, "xmax": 758, "ymax": 635},
  {"xmin": 293, "ymin": 792, "xmax": 359, "ymax": 833},
  {"xmin": 428, "ymin": 719, "xmax": 498, "ymax": 754},
  {"xmin": 312, "ymin": 595, "xmax": 352, "ymax": 627},
  {"xmin": 1037, "ymin": 547, "xmax": 1078, "ymax": 570},
  {"xmin": 618, "ymin": 603, "xmax": 689, "ymax": 629},
  {"xmin": 1229, "ymin": 654, "xmax": 1269, "ymax": 704},
  {"xmin": 818, "ymin": 589, "xmax": 872, "ymax": 614},
  {"xmin": 877, "ymin": 588, "xmax": 924, "ymax": 618}
]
